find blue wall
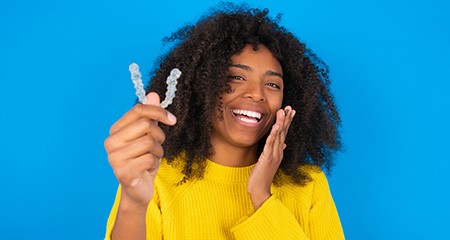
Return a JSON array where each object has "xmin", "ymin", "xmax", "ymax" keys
[{"xmin": 1, "ymin": 0, "xmax": 449, "ymax": 239}]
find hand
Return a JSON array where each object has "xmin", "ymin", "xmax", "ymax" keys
[
  {"xmin": 104, "ymin": 92, "xmax": 177, "ymax": 207},
  {"xmin": 247, "ymin": 106, "xmax": 296, "ymax": 210}
]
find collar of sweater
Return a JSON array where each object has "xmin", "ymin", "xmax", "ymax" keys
[{"xmin": 204, "ymin": 159, "xmax": 255, "ymax": 183}]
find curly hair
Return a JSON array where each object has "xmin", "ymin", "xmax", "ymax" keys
[{"xmin": 146, "ymin": 2, "xmax": 341, "ymax": 186}]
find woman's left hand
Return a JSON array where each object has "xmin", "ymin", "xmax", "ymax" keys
[{"xmin": 247, "ymin": 106, "xmax": 296, "ymax": 210}]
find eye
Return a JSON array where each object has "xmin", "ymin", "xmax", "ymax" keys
[
  {"xmin": 228, "ymin": 75, "xmax": 245, "ymax": 81},
  {"xmin": 266, "ymin": 82, "xmax": 281, "ymax": 89}
]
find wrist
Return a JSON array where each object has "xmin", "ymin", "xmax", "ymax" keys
[
  {"xmin": 119, "ymin": 190, "xmax": 151, "ymax": 212},
  {"xmin": 113, "ymin": 191, "xmax": 148, "ymax": 240},
  {"xmin": 248, "ymin": 191, "xmax": 271, "ymax": 210}
]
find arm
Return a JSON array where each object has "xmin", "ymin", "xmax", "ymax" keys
[
  {"xmin": 231, "ymin": 195, "xmax": 310, "ymax": 239},
  {"xmin": 104, "ymin": 93, "xmax": 176, "ymax": 240},
  {"xmin": 235, "ymin": 106, "xmax": 307, "ymax": 239},
  {"xmin": 246, "ymin": 106, "xmax": 295, "ymax": 210},
  {"xmin": 308, "ymin": 171, "xmax": 345, "ymax": 239},
  {"xmin": 232, "ymin": 172, "xmax": 344, "ymax": 240},
  {"xmin": 105, "ymin": 185, "xmax": 163, "ymax": 240},
  {"xmin": 243, "ymin": 106, "xmax": 344, "ymax": 239}
]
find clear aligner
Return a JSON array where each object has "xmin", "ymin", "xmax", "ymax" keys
[
  {"xmin": 129, "ymin": 63, "xmax": 146, "ymax": 104},
  {"xmin": 129, "ymin": 63, "xmax": 181, "ymax": 108},
  {"xmin": 160, "ymin": 68, "xmax": 181, "ymax": 109}
]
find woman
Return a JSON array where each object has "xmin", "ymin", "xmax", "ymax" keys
[{"xmin": 105, "ymin": 3, "xmax": 344, "ymax": 239}]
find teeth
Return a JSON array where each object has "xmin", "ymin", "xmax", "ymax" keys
[
  {"xmin": 232, "ymin": 109, "xmax": 262, "ymax": 120},
  {"xmin": 237, "ymin": 116, "xmax": 258, "ymax": 123}
]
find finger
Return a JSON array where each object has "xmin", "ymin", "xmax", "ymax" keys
[
  {"xmin": 261, "ymin": 109, "xmax": 285, "ymax": 157},
  {"xmin": 146, "ymin": 92, "xmax": 160, "ymax": 106},
  {"xmin": 129, "ymin": 153, "xmax": 161, "ymax": 173},
  {"xmin": 114, "ymin": 153, "xmax": 161, "ymax": 186},
  {"xmin": 110, "ymin": 93, "xmax": 177, "ymax": 135},
  {"xmin": 272, "ymin": 110, "xmax": 285, "ymax": 158},
  {"xmin": 279, "ymin": 106, "xmax": 296, "ymax": 144},
  {"xmin": 283, "ymin": 106, "xmax": 296, "ymax": 130},
  {"xmin": 281, "ymin": 106, "xmax": 292, "ymax": 129},
  {"xmin": 111, "ymin": 91, "xmax": 159, "ymax": 134},
  {"xmin": 105, "ymin": 117, "xmax": 166, "ymax": 151},
  {"xmin": 284, "ymin": 108, "xmax": 295, "ymax": 134},
  {"xmin": 108, "ymin": 134, "xmax": 164, "ymax": 166},
  {"xmin": 273, "ymin": 109, "xmax": 287, "ymax": 137},
  {"xmin": 260, "ymin": 123, "xmax": 280, "ymax": 160}
]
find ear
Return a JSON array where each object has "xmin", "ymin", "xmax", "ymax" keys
[{"xmin": 146, "ymin": 92, "xmax": 161, "ymax": 106}]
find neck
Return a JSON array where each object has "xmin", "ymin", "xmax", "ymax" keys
[{"xmin": 209, "ymin": 140, "xmax": 258, "ymax": 167}]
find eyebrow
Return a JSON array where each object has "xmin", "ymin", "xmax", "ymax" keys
[{"xmin": 230, "ymin": 64, "xmax": 283, "ymax": 78}]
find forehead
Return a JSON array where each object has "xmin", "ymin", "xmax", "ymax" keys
[{"xmin": 230, "ymin": 44, "xmax": 283, "ymax": 74}]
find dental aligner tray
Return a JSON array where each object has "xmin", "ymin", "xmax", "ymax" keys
[{"xmin": 129, "ymin": 63, "xmax": 181, "ymax": 108}]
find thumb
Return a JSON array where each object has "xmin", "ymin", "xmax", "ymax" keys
[{"xmin": 146, "ymin": 92, "xmax": 161, "ymax": 106}]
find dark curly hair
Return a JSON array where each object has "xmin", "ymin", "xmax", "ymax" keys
[{"xmin": 146, "ymin": 2, "xmax": 341, "ymax": 186}]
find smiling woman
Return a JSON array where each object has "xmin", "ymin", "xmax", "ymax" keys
[
  {"xmin": 104, "ymin": 2, "xmax": 343, "ymax": 239},
  {"xmin": 211, "ymin": 44, "xmax": 285, "ymax": 168}
]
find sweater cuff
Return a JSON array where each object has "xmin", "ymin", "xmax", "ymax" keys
[
  {"xmin": 104, "ymin": 185, "xmax": 122, "ymax": 240},
  {"xmin": 231, "ymin": 195, "xmax": 309, "ymax": 239},
  {"xmin": 145, "ymin": 199, "xmax": 163, "ymax": 239}
]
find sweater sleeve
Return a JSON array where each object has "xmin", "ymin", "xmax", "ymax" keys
[
  {"xmin": 230, "ymin": 171, "xmax": 344, "ymax": 240},
  {"xmin": 104, "ymin": 185, "xmax": 163, "ymax": 240},
  {"xmin": 309, "ymin": 171, "xmax": 345, "ymax": 239},
  {"xmin": 231, "ymin": 195, "xmax": 310, "ymax": 239}
]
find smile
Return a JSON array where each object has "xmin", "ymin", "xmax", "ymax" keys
[{"xmin": 232, "ymin": 109, "xmax": 262, "ymax": 124}]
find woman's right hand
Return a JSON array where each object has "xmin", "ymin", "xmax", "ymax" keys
[{"xmin": 104, "ymin": 92, "xmax": 177, "ymax": 207}]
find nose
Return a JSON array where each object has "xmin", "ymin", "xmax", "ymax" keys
[{"xmin": 243, "ymin": 82, "xmax": 265, "ymax": 102}]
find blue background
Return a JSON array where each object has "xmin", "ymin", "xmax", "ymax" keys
[{"xmin": 1, "ymin": 0, "xmax": 449, "ymax": 239}]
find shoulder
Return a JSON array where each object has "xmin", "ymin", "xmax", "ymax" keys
[
  {"xmin": 156, "ymin": 157, "xmax": 185, "ymax": 184},
  {"xmin": 304, "ymin": 165, "xmax": 330, "ymax": 189},
  {"xmin": 299, "ymin": 165, "xmax": 336, "ymax": 207},
  {"xmin": 277, "ymin": 164, "xmax": 328, "ymax": 187},
  {"xmin": 274, "ymin": 165, "xmax": 331, "ymax": 200}
]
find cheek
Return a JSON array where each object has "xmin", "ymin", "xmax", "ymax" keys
[
  {"xmin": 271, "ymin": 94, "xmax": 284, "ymax": 109},
  {"xmin": 217, "ymin": 96, "xmax": 224, "ymax": 119},
  {"xmin": 216, "ymin": 92, "xmax": 236, "ymax": 120}
]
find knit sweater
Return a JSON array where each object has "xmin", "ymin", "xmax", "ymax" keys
[{"xmin": 105, "ymin": 158, "xmax": 344, "ymax": 239}]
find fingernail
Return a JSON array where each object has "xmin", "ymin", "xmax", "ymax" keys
[
  {"xmin": 167, "ymin": 112, "xmax": 177, "ymax": 123},
  {"xmin": 291, "ymin": 110, "xmax": 296, "ymax": 118}
]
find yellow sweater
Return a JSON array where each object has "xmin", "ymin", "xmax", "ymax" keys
[{"xmin": 105, "ymin": 158, "xmax": 344, "ymax": 239}]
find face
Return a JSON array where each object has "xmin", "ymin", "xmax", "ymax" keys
[{"xmin": 211, "ymin": 44, "xmax": 284, "ymax": 150}]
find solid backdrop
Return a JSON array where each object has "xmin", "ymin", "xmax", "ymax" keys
[{"xmin": 1, "ymin": 0, "xmax": 449, "ymax": 239}]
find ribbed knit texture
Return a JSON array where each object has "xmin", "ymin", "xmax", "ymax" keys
[{"xmin": 105, "ymin": 157, "xmax": 345, "ymax": 239}]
